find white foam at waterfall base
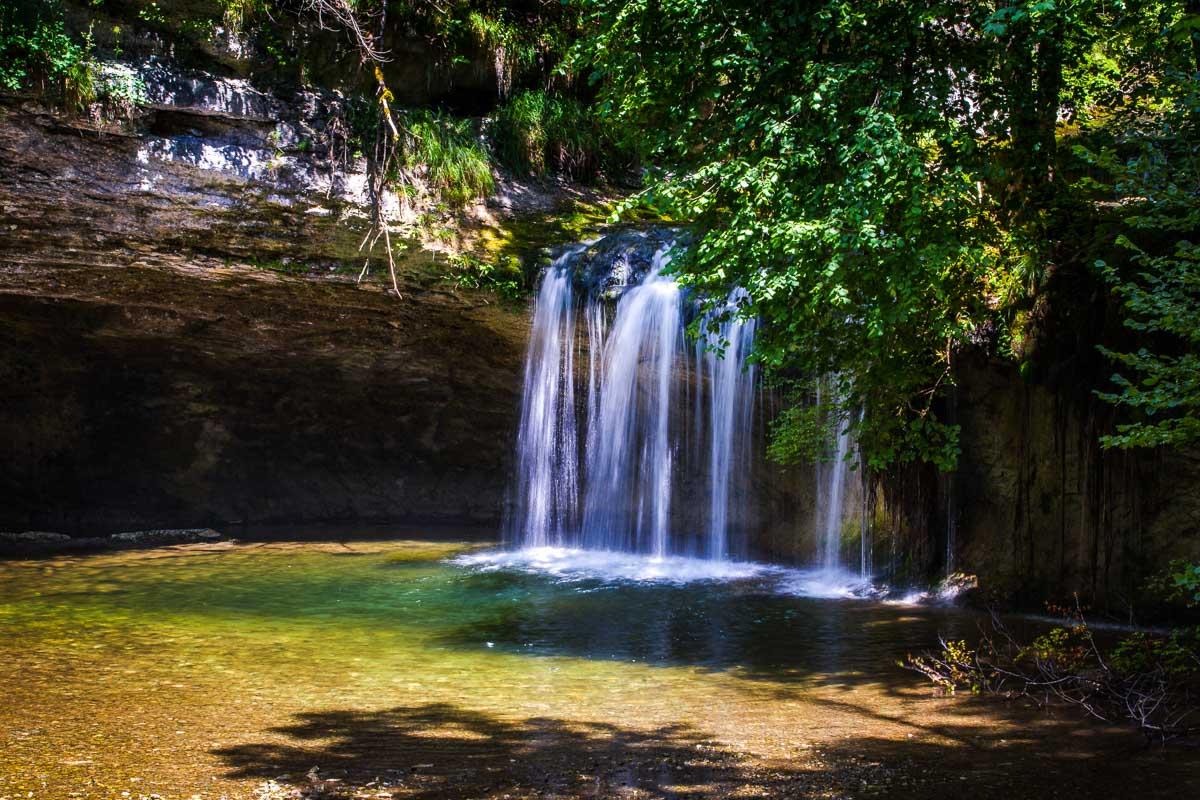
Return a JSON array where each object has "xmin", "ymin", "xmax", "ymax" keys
[
  {"xmin": 456, "ymin": 547, "xmax": 770, "ymax": 584},
  {"xmin": 455, "ymin": 548, "xmax": 880, "ymax": 599},
  {"xmin": 776, "ymin": 567, "xmax": 874, "ymax": 599}
]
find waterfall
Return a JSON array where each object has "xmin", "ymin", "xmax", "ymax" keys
[
  {"xmin": 814, "ymin": 379, "xmax": 859, "ymax": 573},
  {"xmin": 505, "ymin": 235, "xmax": 760, "ymax": 560},
  {"xmin": 696, "ymin": 290, "xmax": 758, "ymax": 560},
  {"xmin": 819, "ymin": 412, "xmax": 852, "ymax": 570},
  {"xmin": 508, "ymin": 249, "xmax": 583, "ymax": 547},
  {"xmin": 580, "ymin": 253, "xmax": 682, "ymax": 555}
]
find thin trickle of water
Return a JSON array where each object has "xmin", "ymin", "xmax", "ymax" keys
[
  {"xmin": 944, "ymin": 381, "xmax": 959, "ymax": 574},
  {"xmin": 696, "ymin": 290, "xmax": 758, "ymax": 560},
  {"xmin": 505, "ymin": 237, "xmax": 761, "ymax": 560},
  {"xmin": 860, "ymin": 472, "xmax": 872, "ymax": 580},
  {"xmin": 813, "ymin": 379, "xmax": 860, "ymax": 573},
  {"xmin": 820, "ymin": 411, "xmax": 852, "ymax": 570}
]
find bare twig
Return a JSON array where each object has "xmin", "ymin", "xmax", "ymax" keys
[
  {"xmin": 298, "ymin": 0, "xmax": 404, "ymax": 298},
  {"xmin": 906, "ymin": 604, "xmax": 1200, "ymax": 743}
]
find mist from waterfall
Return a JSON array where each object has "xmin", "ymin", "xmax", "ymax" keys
[{"xmin": 506, "ymin": 237, "xmax": 760, "ymax": 560}]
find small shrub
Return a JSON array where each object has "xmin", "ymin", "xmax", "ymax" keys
[
  {"xmin": 444, "ymin": 254, "xmax": 525, "ymax": 299},
  {"xmin": 401, "ymin": 111, "xmax": 495, "ymax": 207},
  {"xmin": 0, "ymin": 0, "xmax": 85, "ymax": 95},
  {"xmin": 90, "ymin": 62, "xmax": 148, "ymax": 119},
  {"xmin": 490, "ymin": 90, "xmax": 628, "ymax": 182},
  {"xmin": 907, "ymin": 602, "xmax": 1200, "ymax": 743}
]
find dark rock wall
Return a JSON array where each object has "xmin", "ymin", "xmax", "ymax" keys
[
  {"xmin": 0, "ymin": 94, "xmax": 529, "ymax": 534},
  {"xmin": 0, "ymin": 264, "xmax": 525, "ymax": 534},
  {"xmin": 950, "ymin": 358, "xmax": 1200, "ymax": 604},
  {"xmin": 843, "ymin": 356, "xmax": 1200, "ymax": 605}
]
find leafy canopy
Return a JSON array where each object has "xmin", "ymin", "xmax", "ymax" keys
[
  {"xmin": 574, "ymin": 0, "xmax": 1200, "ymax": 466},
  {"xmin": 574, "ymin": 1, "xmax": 1004, "ymax": 469}
]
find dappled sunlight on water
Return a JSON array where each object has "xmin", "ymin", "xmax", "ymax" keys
[{"xmin": 0, "ymin": 540, "xmax": 1193, "ymax": 799}]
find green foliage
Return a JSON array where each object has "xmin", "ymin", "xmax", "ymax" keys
[
  {"xmin": 1084, "ymin": 66, "xmax": 1200, "ymax": 448},
  {"xmin": 1110, "ymin": 628, "xmax": 1200, "ymax": 677},
  {"xmin": 390, "ymin": 0, "xmax": 577, "ymax": 90},
  {"xmin": 217, "ymin": 0, "xmax": 265, "ymax": 34},
  {"xmin": 578, "ymin": 0, "xmax": 1200, "ymax": 468},
  {"xmin": 458, "ymin": 10, "xmax": 537, "ymax": 74},
  {"xmin": 766, "ymin": 399, "xmax": 836, "ymax": 466},
  {"xmin": 1174, "ymin": 562, "xmax": 1200, "ymax": 606},
  {"xmin": 490, "ymin": 89, "xmax": 626, "ymax": 181},
  {"xmin": 1021, "ymin": 624, "xmax": 1093, "ymax": 673},
  {"xmin": 577, "ymin": 0, "xmax": 998, "ymax": 469},
  {"xmin": 443, "ymin": 253, "xmax": 525, "ymax": 299},
  {"xmin": 90, "ymin": 61, "xmax": 148, "ymax": 118},
  {"xmin": 0, "ymin": 0, "xmax": 85, "ymax": 94},
  {"xmin": 909, "ymin": 639, "xmax": 982, "ymax": 695},
  {"xmin": 400, "ymin": 111, "xmax": 495, "ymax": 207},
  {"xmin": 1148, "ymin": 560, "xmax": 1200, "ymax": 607}
]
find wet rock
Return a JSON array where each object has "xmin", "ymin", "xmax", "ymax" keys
[
  {"xmin": 565, "ymin": 227, "xmax": 688, "ymax": 297},
  {"xmin": 0, "ymin": 532, "xmax": 74, "ymax": 549},
  {"xmin": 0, "ymin": 529, "xmax": 222, "ymax": 555},
  {"xmin": 137, "ymin": 59, "xmax": 283, "ymax": 122},
  {"xmin": 109, "ymin": 528, "xmax": 223, "ymax": 546}
]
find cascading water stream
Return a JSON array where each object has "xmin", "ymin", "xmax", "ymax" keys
[
  {"xmin": 696, "ymin": 291, "xmax": 758, "ymax": 560},
  {"xmin": 505, "ymin": 235, "xmax": 761, "ymax": 561},
  {"xmin": 580, "ymin": 253, "xmax": 682, "ymax": 555},
  {"xmin": 820, "ymin": 415, "xmax": 852, "ymax": 571},
  {"xmin": 508, "ymin": 249, "xmax": 583, "ymax": 547}
]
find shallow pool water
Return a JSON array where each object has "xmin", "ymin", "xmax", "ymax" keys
[{"xmin": 0, "ymin": 539, "xmax": 1192, "ymax": 799}]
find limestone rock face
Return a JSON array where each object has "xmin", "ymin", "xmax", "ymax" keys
[{"xmin": 0, "ymin": 83, "xmax": 531, "ymax": 534}]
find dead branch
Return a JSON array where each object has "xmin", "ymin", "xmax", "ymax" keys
[
  {"xmin": 906, "ymin": 605, "xmax": 1200, "ymax": 744},
  {"xmin": 298, "ymin": 0, "xmax": 404, "ymax": 298}
]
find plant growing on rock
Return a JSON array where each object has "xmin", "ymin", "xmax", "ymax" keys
[
  {"xmin": 400, "ymin": 111, "xmax": 495, "ymax": 208},
  {"xmin": 490, "ymin": 89, "xmax": 630, "ymax": 182},
  {"xmin": 1, "ymin": 0, "xmax": 86, "ymax": 96},
  {"xmin": 443, "ymin": 254, "xmax": 524, "ymax": 300}
]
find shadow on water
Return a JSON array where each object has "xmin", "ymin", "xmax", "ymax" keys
[
  {"xmin": 437, "ymin": 568, "xmax": 986, "ymax": 694},
  {"xmin": 213, "ymin": 701, "xmax": 1197, "ymax": 799}
]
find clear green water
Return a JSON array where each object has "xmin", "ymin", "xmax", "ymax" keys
[{"xmin": 0, "ymin": 540, "xmax": 1188, "ymax": 800}]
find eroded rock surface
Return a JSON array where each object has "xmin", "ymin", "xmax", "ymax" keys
[{"xmin": 0, "ymin": 68, "xmax": 535, "ymax": 535}]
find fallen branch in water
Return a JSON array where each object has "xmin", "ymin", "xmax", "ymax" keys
[{"xmin": 906, "ymin": 600, "xmax": 1200, "ymax": 744}]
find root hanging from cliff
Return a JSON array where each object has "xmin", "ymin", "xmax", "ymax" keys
[{"xmin": 300, "ymin": 0, "xmax": 405, "ymax": 299}]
